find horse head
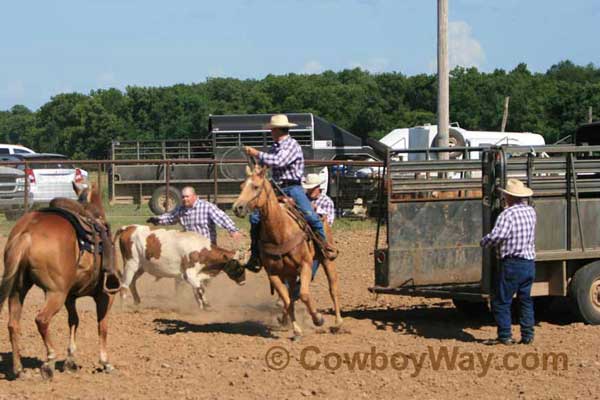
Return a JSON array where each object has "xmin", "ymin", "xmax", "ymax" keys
[{"xmin": 232, "ymin": 164, "xmax": 271, "ymax": 218}]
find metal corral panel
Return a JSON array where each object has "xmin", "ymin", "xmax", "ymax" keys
[
  {"xmin": 570, "ymin": 199, "xmax": 600, "ymax": 249},
  {"xmin": 534, "ymin": 199, "xmax": 567, "ymax": 251},
  {"xmin": 387, "ymin": 199, "xmax": 482, "ymax": 287}
]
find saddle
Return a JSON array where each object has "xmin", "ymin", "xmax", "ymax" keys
[
  {"xmin": 261, "ymin": 196, "xmax": 338, "ymax": 261},
  {"xmin": 40, "ymin": 198, "xmax": 120, "ymax": 293}
]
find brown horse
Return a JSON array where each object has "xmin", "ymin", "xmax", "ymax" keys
[
  {"xmin": 0, "ymin": 183, "xmax": 116, "ymax": 379},
  {"xmin": 232, "ymin": 165, "xmax": 343, "ymax": 339}
]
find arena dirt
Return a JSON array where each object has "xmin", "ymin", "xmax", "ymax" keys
[{"xmin": 0, "ymin": 230, "xmax": 599, "ymax": 399}]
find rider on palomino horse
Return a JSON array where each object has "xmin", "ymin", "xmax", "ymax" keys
[{"xmin": 242, "ymin": 114, "xmax": 338, "ymax": 272}]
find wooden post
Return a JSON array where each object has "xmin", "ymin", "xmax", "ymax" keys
[
  {"xmin": 436, "ymin": 0, "xmax": 449, "ymax": 160},
  {"xmin": 501, "ymin": 96, "xmax": 510, "ymax": 132}
]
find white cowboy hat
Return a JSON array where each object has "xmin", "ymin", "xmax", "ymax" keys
[
  {"xmin": 264, "ymin": 114, "xmax": 297, "ymax": 129},
  {"xmin": 354, "ymin": 198, "xmax": 364, "ymax": 205},
  {"xmin": 498, "ymin": 178, "xmax": 533, "ymax": 197},
  {"xmin": 302, "ymin": 173, "xmax": 323, "ymax": 190}
]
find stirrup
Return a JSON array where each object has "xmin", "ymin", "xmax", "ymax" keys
[
  {"xmin": 244, "ymin": 255, "xmax": 262, "ymax": 273},
  {"xmin": 103, "ymin": 273, "xmax": 122, "ymax": 294}
]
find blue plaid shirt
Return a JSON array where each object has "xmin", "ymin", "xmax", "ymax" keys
[
  {"xmin": 157, "ymin": 199, "xmax": 238, "ymax": 244},
  {"xmin": 258, "ymin": 135, "xmax": 304, "ymax": 184},
  {"xmin": 480, "ymin": 202, "xmax": 536, "ymax": 260},
  {"xmin": 313, "ymin": 193, "xmax": 335, "ymax": 226}
]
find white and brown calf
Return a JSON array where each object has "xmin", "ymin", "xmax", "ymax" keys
[{"xmin": 115, "ymin": 225, "xmax": 245, "ymax": 308}]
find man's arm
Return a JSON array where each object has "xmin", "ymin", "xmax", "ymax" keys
[
  {"xmin": 258, "ymin": 142, "xmax": 299, "ymax": 168},
  {"xmin": 207, "ymin": 203, "xmax": 239, "ymax": 233},
  {"xmin": 480, "ymin": 211, "xmax": 512, "ymax": 247},
  {"xmin": 149, "ymin": 208, "xmax": 180, "ymax": 225}
]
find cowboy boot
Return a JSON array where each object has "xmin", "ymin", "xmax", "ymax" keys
[
  {"xmin": 98, "ymin": 226, "xmax": 121, "ymax": 293},
  {"xmin": 244, "ymin": 223, "xmax": 262, "ymax": 273}
]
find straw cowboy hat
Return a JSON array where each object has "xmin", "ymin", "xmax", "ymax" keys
[
  {"xmin": 354, "ymin": 198, "xmax": 364, "ymax": 205},
  {"xmin": 302, "ymin": 173, "xmax": 323, "ymax": 190},
  {"xmin": 265, "ymin": 114, "xmax": 297, "ymax": 129},
  {"xmin": 498, "ymin": 178, "xmax": 533, "ymax": 197}
]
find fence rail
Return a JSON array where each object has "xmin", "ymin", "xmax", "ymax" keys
[{"xmin": 0, "ymin": 158, "xmax": 384, "ymax": 218}]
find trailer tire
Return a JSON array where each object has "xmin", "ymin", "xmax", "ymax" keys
[
  {"xmin": 433, "ymin": 130, "xmax": 466, "ymax": 159},
  {"xmin": 452, "ymin": 299, "xmax": 490, "ymax": 317},
  {"xmin": 568, "ymin": 261, "xmax": 600, "ymax": 325},
  {"xmin": 149, "ymin": 186, "xmax": 182, "ymax": 215}
]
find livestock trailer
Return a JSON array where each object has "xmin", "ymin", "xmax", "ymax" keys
[
  {"xmin": 109, "ymin": 113, "xmax": 382, "ymax": 214},
  {"xmin": 371, "ymin": 145, "xmax": 600, "ymax": 324}
]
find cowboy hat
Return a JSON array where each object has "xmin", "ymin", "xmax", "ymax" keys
[
  {"xmin": 302, "ymin": 173, "xmax": 323, "ymax": 190},
  {"xmin": 264, "ymin": 114, "xmax": 297, "ymax": 129},
  {"xmin": 498, "ymin": 178, "xmax": 533, "ymax": 197},
  {"xmin": 354, "ymin": 198, "xmax": 364, "ymax": 205}
]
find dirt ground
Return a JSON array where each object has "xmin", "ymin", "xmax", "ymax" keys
[{"xmin": 1, "ymin": 228, "xmax": 600, "ymax": 400}]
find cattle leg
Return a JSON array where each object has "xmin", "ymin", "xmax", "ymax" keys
[
  {"xmin": 298, "ymin": 261, "xmax": 324, "ymax": 327},
  {"xmin": 7, "ymin": 282, "xmax": 31, "ymax": 378},
  {"xmin": 269, "ymin": 274, "xmax": 302, "ymax": 339},
  {"xmin": 321, "ymin": 259, "xmax": 344, "ymax": 330},
  {"xmin": 128, "ymin": 268, "xmax": 144, "ymax": 305},
  {"xmin": 64, "ymin": 297, "xmax": 79, "ymax": 372},
  {"xmin": 35, "ymin": 291, "xmax": 67, "ymax": 380},
  {"xmin": 95, "ymin": 292, "xmax": 116, "ymax": 372}
]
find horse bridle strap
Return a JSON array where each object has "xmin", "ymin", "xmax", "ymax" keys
[{"xmin": 260, "ymin": 232, "xmax": 309, "ymax": 258}]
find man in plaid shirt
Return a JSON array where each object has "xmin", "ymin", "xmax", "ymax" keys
[
  {"xmin": 244, "ymin": 114, "xmax": 337, "ymax": 272},
  {"xmin": 480, "ymin": 178, "xmax": 537, "ymax": 345},
  {"xmin": 147, "ymin": 187, "xmax": 242, "ymax": 245},
  {"xmin": 303, "ymin": 173, "xmax": 335, "ymax": 227}
]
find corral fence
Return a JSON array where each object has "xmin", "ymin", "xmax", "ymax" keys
[{"xmin": 0, "ymin": 158, "xmax": 384, "ymax": 221}]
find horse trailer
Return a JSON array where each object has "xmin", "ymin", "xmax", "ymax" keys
[
  {"xmin": 109, "ymin": 113, "xmax": 382, "ymax": 214},
  {"xmin": 371, "ymin": 144, "xmax": 600, "ymax": 324}
]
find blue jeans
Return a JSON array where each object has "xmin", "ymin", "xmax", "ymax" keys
[
  {"xmin": 249, "ymin": 184, "xmax": 327, "ymax": 257},
  {"xmin": 491, "ymin": 257, "xmax": 535, "ymax": 341}
]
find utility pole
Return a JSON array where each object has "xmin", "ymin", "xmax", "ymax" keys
[
  {"xmin": 589, "ymin": 106, "xmax": 593, "ymax": 123},
  {"xmin": 501, "ymin": 96, "xmax": 510, "ymax": 132},
  {"xmin": 436, "ymin": 0, "xmax": 449, "ymax": 159}
]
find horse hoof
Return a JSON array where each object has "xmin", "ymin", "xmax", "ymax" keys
[
  {"xmin": 291, "ymin": 334, "xmax": 302, "ymax": 342},
  {"xmin": 329, "ymin": 323, "xmax": 345, "ymax": 334},
  {"xmin": 12, "ymin": 368, "xmax": 23, "ymax": 380},
  {"xmin": 40, "ymin": 364, "xmax": 54, "ymax": 380},
  {"xmin": 102, "ymin": 363, "xmax": 115, "ymax": 373},
  {"xmin": 312, "ymin": 313, "xmax": 325, "ymax": 327},
  {"xmin": 64, "ymin": 358, "xmax": 79, "ymax": 373},
  {"xmin": 276, "ymin": 314, "xmax": 289, "ymax": 326}
]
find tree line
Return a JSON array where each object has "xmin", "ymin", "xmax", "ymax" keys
[{"xmin": 1, "ymin": 60, "xmax": 599, "ymax": 159}]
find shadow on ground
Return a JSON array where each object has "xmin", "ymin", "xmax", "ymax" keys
[
  {"xmin": 338, "ymin": 297, "xmax": 579, "ymax": 343},
  {"xmin": 153, "ymin": 318, "xmax": 278, "ymax": 338},
  {"xmin": 0, "ymin": 353, "xmax": 42, "ymax": 381}
]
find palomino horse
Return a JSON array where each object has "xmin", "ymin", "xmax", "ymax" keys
[
  {"xmin": 232, "ymin": 165, "xmax": 343, "ymax": 339},
  {"xmin": 0, "ymin": 183, "xmax": 116, "ymax": 379}
]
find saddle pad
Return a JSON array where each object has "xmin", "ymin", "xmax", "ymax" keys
[{"xmin": 38, "ymin": 207, "xmax": 101, "ymax": 253}]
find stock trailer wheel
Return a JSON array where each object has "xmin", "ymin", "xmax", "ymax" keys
[
  {"xmin": 569, "ymin": 261, "xmax": 600, "ymax": 325},
  {"xmin": 149, "ymin": 186, "xmax": 182, "ymax": 215}
]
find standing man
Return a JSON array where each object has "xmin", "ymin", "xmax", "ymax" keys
[
  {"xmin": 243, "ymin": 114, "xmax": 337, "ymax": 272},
  {"xmin": 146, "ymin": 186, "xmax": 245, "ymax": 283},
  {"xmin": 480, "ymin": 178, "xmax": 537, "ymax": 345}
]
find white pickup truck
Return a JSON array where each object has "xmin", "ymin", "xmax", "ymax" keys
[{"xmin": 0, "ymin": 153, "xmax": 88, "ymax": 210}]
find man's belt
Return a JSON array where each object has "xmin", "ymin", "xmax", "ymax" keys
[{"xmin": 278, "ymin": 180, "xmax": 301, "ymax": 188}]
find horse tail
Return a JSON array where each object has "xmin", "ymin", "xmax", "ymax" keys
[
  {"xmin": 112, "ymin": 225, "xmax": 138, "ymax": 275},
  {"xmin": 0, "ymin": 232, "xmax": 31, "ymax": 313}
]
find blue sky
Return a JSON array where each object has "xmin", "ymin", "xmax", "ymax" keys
[{"xmin": 1, "ymin": 0, "xmax": 599, "ymax": 111}]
